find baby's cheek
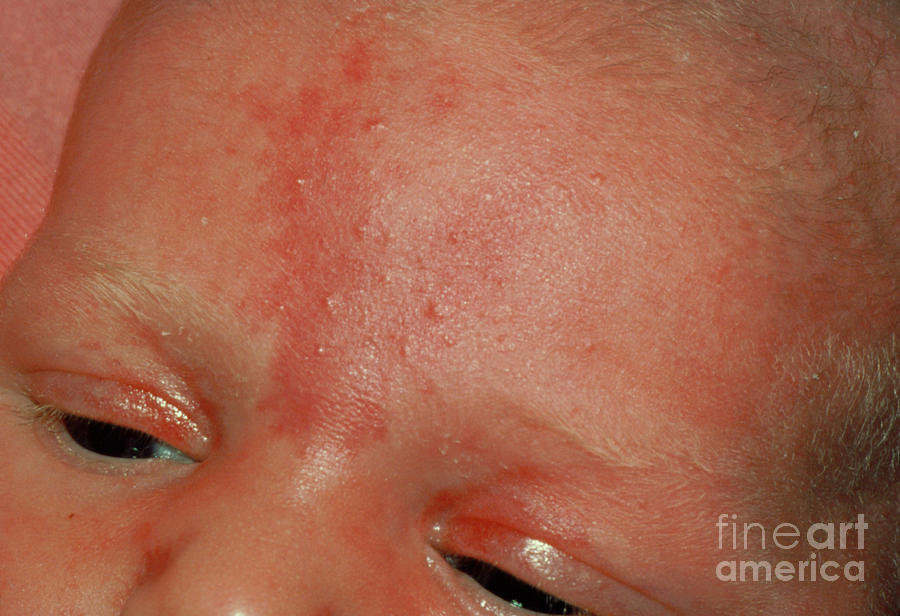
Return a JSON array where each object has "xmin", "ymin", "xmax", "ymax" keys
[{"xmin": 0, "ymin": 432, "xmax": 141, "ymax": 611}]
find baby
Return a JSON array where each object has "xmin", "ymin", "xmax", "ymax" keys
[{"xmin": 0, "ymin": 0, "xmax": 898, "ymax": 614}]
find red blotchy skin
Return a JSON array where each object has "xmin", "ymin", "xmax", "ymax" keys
[
  {"xmin": 230, "ymin": 25, "xmax": 557, "ymax": 453},
  {"xmin": 237, "ymin": 74, "xmax": 390, "ymax": 450},
  {"xmin": 342, "ymin": 40, "xmax": 374, "ymax": 83}
]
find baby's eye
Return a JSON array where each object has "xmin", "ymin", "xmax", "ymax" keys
[
  {"xmin": 59, "ymin": 412, "xmax": 191, "ymax": 461},
  {"xmin": 33, "ymin": 405, "xmax": 194, "ymax": 463},
  {"xmin": 443, "ymin": 553, "xmax": 589, "ymax": 615}
]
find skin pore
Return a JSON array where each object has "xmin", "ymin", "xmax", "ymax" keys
[{"xmin": 0, "ymin": 1, "xmax": 898, "ymax": 614}]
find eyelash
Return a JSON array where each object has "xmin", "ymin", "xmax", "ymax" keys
[
  {"xmin": 442, "ymin": 552, "xmax": 591, "ymax": 615},
  {"xmin": 20, "ymin": 403, "xmax": 193, "ymax": 463}
]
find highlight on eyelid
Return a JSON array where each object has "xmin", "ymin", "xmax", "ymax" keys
[
  {"xmin": 442, "ymin": 552, "xmax": 589, "ymax": 615},
  {"xmin": 22, "ymin": 370, "xmax": 211, "ymax": 460}
]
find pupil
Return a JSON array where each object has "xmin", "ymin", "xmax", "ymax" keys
[
  {"xmin": 61, "ymin": 414, "xmax": 157, "ymax": 459},
  {"xmin": 444, "ymin": 554, "xmax": 579, "ymax": 615}
]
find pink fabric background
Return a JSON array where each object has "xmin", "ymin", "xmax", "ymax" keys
[{"xmin": 0, "ymin": 0, "xmax": 119, "ymax": 275}]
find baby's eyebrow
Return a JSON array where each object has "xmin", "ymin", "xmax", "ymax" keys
[
  {"xmin": 431, "ymin": 385, "xmax": 725, "ymax": 484},
  {"xmin": 58, "ymin": 252, "xmax": 237, "ymax": 340},
  {"xmin": 37, "ymin": 250, "xmax": 261, "ymax": 377},
  {"xmin": 542, "ymin": 409, "xmax": 722, "ymax": 477}
]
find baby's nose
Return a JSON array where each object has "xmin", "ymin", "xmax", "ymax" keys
[
  {"xmin": 117, "ymin": 499, "xmax": 338, "ymax": 615},
  {"xmin": 115, "ymin": 436, "xmax": 377, "ymax": 615}
]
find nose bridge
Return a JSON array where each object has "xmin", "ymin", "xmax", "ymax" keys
[
  {"xmin": 122, "ymin": 519, "xmax": 303, "ymax": 615},
  {"xmin": 119, "ymin": 510, "xmax": 314, "ymax": 615},
  {"xmin": 119, "ymin": 443, "xmax": 348, "ymax": 615}
]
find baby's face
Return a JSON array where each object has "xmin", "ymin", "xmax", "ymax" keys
[{"xmin": 0, "ymin": 2, "xmax": 894, "ymax": 614}]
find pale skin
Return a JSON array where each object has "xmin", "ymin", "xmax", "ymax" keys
[{"xmin": 0, "ymin": 1, "xmax": 898, "ymax": 614}]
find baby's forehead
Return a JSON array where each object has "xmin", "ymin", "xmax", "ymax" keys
[
  {"xmin": 65, "ymin": 3, "xmax": 896, "ymax": 342},
  {"xmin": 67, "ymin": 0, "xmax": 899, "ymax": 288},
  {"xmin": 76, "ymin": 2, "xmax": 893, "ymax": 318}
]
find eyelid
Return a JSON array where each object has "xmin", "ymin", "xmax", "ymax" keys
[
  {"xmin": 24, "ymin": 370, "xmax": 211, "ymax": 461},
  {"xmin": 440, "ymin": 551, "xmax": 588, "ymax": 616},
  {"xmin": 431, "ymin": 516, "xmax": 677, "ymax": 616},
  {"xmin": 28, "ymin": 403, "xmax": 195, "ymax": 462},
  {"xmin": 432, "ymin": 517, "xmax": 590, "ymax": 610}
]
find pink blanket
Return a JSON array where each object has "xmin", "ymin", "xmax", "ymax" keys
[{"xmin": 0, "ymin": 0, "xmax": 118, "ymax": 274}]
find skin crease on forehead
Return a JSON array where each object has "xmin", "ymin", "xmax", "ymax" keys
[{"xmin": 0, "ymin": 0, "xmax": 898, "ymax": 614}]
